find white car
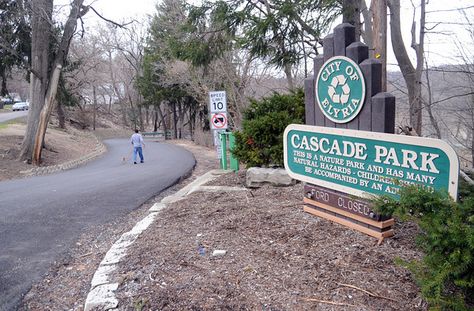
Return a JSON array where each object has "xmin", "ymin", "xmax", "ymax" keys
[{"xmin": 12, "ymin": 102, "xmax": 29, "ymax": 111}]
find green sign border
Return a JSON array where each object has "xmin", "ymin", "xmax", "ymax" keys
[
  {"xmin": 315, "ymin": 56, "xmax": 366, "ymax": 124},
  {"xmin": 284, "ymin": 124, "xmax": 459, "ymax": 199}
]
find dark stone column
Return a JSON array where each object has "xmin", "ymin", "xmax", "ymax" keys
[
  {"xmin": 314, "ymin": 55, "xmax": 324, "ymax": 76},
  {"xmin": 304, "ymin": 77, "xmax": 315, "ymax": 125},
  {"xmin": 334, "ymin": 23, "xmax": 355, "ymax": 56},
  {"xmin": 359, "ymin": 58, "xmax": 382, "ymax": 131},
  {"xmin": 346, "ymin": 42, "xmax": 369, "ymax": 130},
  {"xmin": 313, "ymin": 56, "xmax": 326, "ymax": 126},
  {"xmin": 372, "ymin": 92, "xmax": 396, "ymax": 133},
  {"xmin": 323, "ymin": 34, "xmax": 334, "ymax": 62},
  {"xmin": 321, "ymin": 36, "xmax": 336, "ymax": 128},
  {"xmin": 346, "ymin": 42, "xmax": 369, "ymax": 64}
]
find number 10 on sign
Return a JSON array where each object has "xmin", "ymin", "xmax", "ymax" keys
[{"xmin": 209, "ymin": 91, "xmax": 227, "ymax": 113}]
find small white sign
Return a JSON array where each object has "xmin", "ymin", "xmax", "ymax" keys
[
  {"xmin": 209, "ymin": 91, "xmax": 227, "ymax": 113},
  {"xmin": 213, "ymin": 130, "xmax": 225, "ymax": 159},
  {"xmin": 210, "ymin": 112, "xmax": 228, "ymax": 130},
  {"xmin": 213, "ymin": 130, "xmax": 223, "ymax": 146}
]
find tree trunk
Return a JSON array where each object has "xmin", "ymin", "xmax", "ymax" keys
[
  {"xmin": 153, "ymin": 107, "xmax": 158, "ymax": 132},
  {"xmin": 178, "ymin": 101, "xmax": 186, "ymax": 139},
  {"xmin": 472, "ymin": 111, "xmax": 474, "ymax": 166},
  {"xmin": 188, "ymin": 106, "xmax": 195, "ymax": 140},
  {"xmin": 138, "ymin": 105, "xmax": 144, "ymax": 131},
  {"xmin": 1, "ymin": 70, "xmax": 8, "ymax": 96},
  {"xmin": 145, "ymin": 106, "xmax": 149, "ymax": 126},
  {"xmin": 413, "ymin": 0, "xmax": 426, "ymax": 136},
  {"xmin": 166, "ymin": 102, "xmax": 172, "ymax": 138},
  {"xmin": 283, "ymin": 63, "xmax": 294, "ymax": 90},
  {"xmin": 107, "ymin": 51, "xmax": 127, "ymax": 126},
  {"xmin": 21, "ymin": 0, "xmax": 87, "ymax": 163},
  {"xmin": 424, "ymin": 61, "xmax": 441, "ymax": 139},
  {"xmin": 387, "ymin": 0, "xmax": 424, "ymax": 135},
  {"xmin": 92, "ymin": 85, "xmax": 97, "ymax": 130},
  {"xmin": 360, "ymin": 0, "xmax": 374, "ymax": 55},
  {"xmin": 57, "ymin": 100, "xmax": 65, "ymax": 129},
  {"xmin": 172, "ymin": 101, "xmax": 178, "ymax": 139},
  {"xmin": 343, "ymin": 0, "xmax": 361, "ymax": 39},
  {"xmin": 20, "ymin": 0, "xmax": 53, "ymax": 162},
  {"xmin": 157, "ymin": 102, "xmax": 168, "ymax": 137},
  {"xmin": 32, "ymin": 64, "xmax": 61, "ymax": 164},
  {"xmin": 372, "ymin": 0, "xmax": 387, "ymax": 91}
]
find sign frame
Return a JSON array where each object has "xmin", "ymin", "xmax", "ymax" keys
[
  {"xmin": 284, "ymin": 124, "xmax": 459, "ymax": 199},
  {"xmin": 210, "ymin": 112, "xmax": 228, "ymax": 130},
  {"xmin": 209, "ymin": 91, "xmax": 227, "ymax": 113}
]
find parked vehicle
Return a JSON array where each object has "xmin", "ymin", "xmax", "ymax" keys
[
  {"xmin": 12, "ymin": 102, "xmax": 29, "ymax": 111},
  {"xmin": 1, "ymin": 97, "xmax": 13, "ymax": 105}
]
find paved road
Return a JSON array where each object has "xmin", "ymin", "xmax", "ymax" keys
[
  {"xmin": 0, "ymin": 111, "xmax": 28, "ymax": 123},
  {"xmin": 0, "ymin": 139, "xmax": 195, "ymax": 310}
]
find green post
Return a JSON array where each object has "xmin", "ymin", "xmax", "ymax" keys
[
  {"xmin": 220, "ymin": 132, "xmax": 227, "ymax": 169},
  {"xmin": 228, "ymin": 133, "xmax": 239, "ymax": 172}
]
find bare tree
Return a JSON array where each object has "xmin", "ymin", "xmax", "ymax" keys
[
  {"xmin": 423, "ymin": 59, "xmax": 442, "ymax": 139},
  {"xmin": 387, "ymin": 0, "xmax": 425, "ymax": 135},
  {"xmin": 21, "ymin": 0, "xmax": 88, "ymax": 164}
]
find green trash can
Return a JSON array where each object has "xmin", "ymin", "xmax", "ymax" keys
[{"xmin": 219, "ymin": 132, "xmax": 239, "ymax": 172}]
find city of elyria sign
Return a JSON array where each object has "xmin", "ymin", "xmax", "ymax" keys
[{"xmin": 315, "ymin": 56, "xmax": 366, "ymax": 123}]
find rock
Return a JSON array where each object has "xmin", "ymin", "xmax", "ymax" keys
[
  {"xmin": 84, "ymin": 283, "xmax": 119, "ymax": 311},
  {"xmin": 246, "ymin": 167, "xmax": 295, "ymax": 188},
  {"xmin": 212, "ymin": 250, "xmax": 227, "ymax": 257}
]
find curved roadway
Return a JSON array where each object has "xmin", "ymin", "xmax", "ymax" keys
[
  {"xmin": 0, "ymin": 110, "xmax": 28, "ymax": 123},
  {"xmin": 0, "ymin": 139, "xmax": 196, "ymax": 310}
]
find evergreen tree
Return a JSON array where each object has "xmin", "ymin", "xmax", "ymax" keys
[{"xmin": 0, "ymin": 0, "xmax": 31, "ymax": 96}]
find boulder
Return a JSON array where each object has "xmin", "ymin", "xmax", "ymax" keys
[{"xmin": 246, "ymin": 167, "xmax": 295, "ymax": 188}]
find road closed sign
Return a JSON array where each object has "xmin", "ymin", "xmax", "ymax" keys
[{"xmin": 210, "ymin": 112, "xmax": 228, "ymax": 130}]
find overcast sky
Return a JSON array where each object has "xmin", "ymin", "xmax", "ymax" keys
[{"xmin": 63, "ymin": 0, "xmax": 474, "ymax": 69}]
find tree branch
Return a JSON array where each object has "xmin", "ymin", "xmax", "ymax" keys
[
  {"xmin": 88, "ymin": 6, "xmax": 134, "ymax": 28},
  {"xmin": 426, "ymin": 5, "xmax": 474, "ymax": 13},
  {"xmin": 431, "ymin": 92, "xmax": 474, "ymax": 106}
]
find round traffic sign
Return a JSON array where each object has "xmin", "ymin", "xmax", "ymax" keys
[{"xmin": 211, "ymin": 113, "xmax": 228, "ymax": 129}]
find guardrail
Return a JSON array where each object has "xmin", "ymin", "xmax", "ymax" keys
[{"xmin": 142, "ymin": 131, "xmax": 172, "ymax": 139}]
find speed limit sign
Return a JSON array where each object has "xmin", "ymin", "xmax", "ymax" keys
[{"xmin": 209, "ymin": 91, "xmax": 227, "ymax": 113}]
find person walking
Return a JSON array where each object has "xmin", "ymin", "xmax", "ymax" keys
[{"xmin": 131, "ymin": 129, "xmax": 145, "ymax": 164}]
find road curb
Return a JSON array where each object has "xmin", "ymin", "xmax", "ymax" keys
[
  {"xmin": 20, "ymin": 135, "xmax": 106, "ymax": 177},
  {"xmin": 83, "ymin": 169, "xmax": 235, "ymax": 311}
]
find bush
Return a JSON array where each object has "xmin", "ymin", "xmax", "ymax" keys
[
  {"xmin": 373, "ymin": 185, "xmax": 474, "ymax": 310},
  {"xmin": 232, "ymin": 89, "xmax": 305, "ymax": 167}
]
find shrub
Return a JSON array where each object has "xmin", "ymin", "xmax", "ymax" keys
[
  {"xmin": 232, "ymin": 89, "xmax": 305, "ymax": 167},
  {"xmin": 373, "ymin": 184, "xmax": 474, "ymax": 310}
]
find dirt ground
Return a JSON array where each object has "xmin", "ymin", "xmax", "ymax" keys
[
  {"xmin": 113, "ymin": 174, "xmax": 426, "ymax": 310},
  {"xmin": 0, "ymin": 120, "xmax": 101, "ymax": 181},
  {"xmin": 14, "ymin": 135, "xmax": 428, "ymax": 310}
]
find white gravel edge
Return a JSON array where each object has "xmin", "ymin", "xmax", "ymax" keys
[{"xmin": 83, "ymin": 169, "xmax": 246, "ymax": 311}]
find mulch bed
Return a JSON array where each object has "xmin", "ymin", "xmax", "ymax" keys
[
  {"xmin": 19, "ymin": 140, "xmax": 427, "ymax": 310},
  {"xmin": 115, "ymin": 171, "xmax": 427, "ymax": 310}
]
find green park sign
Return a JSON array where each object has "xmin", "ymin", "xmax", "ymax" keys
[
  {"xmin": 284, "ymin": 124, "xmax": 459, "ymax": 199},
  {"xmin": 315, "ymin": 56, "xmax": 366, "ymax": 123}
]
